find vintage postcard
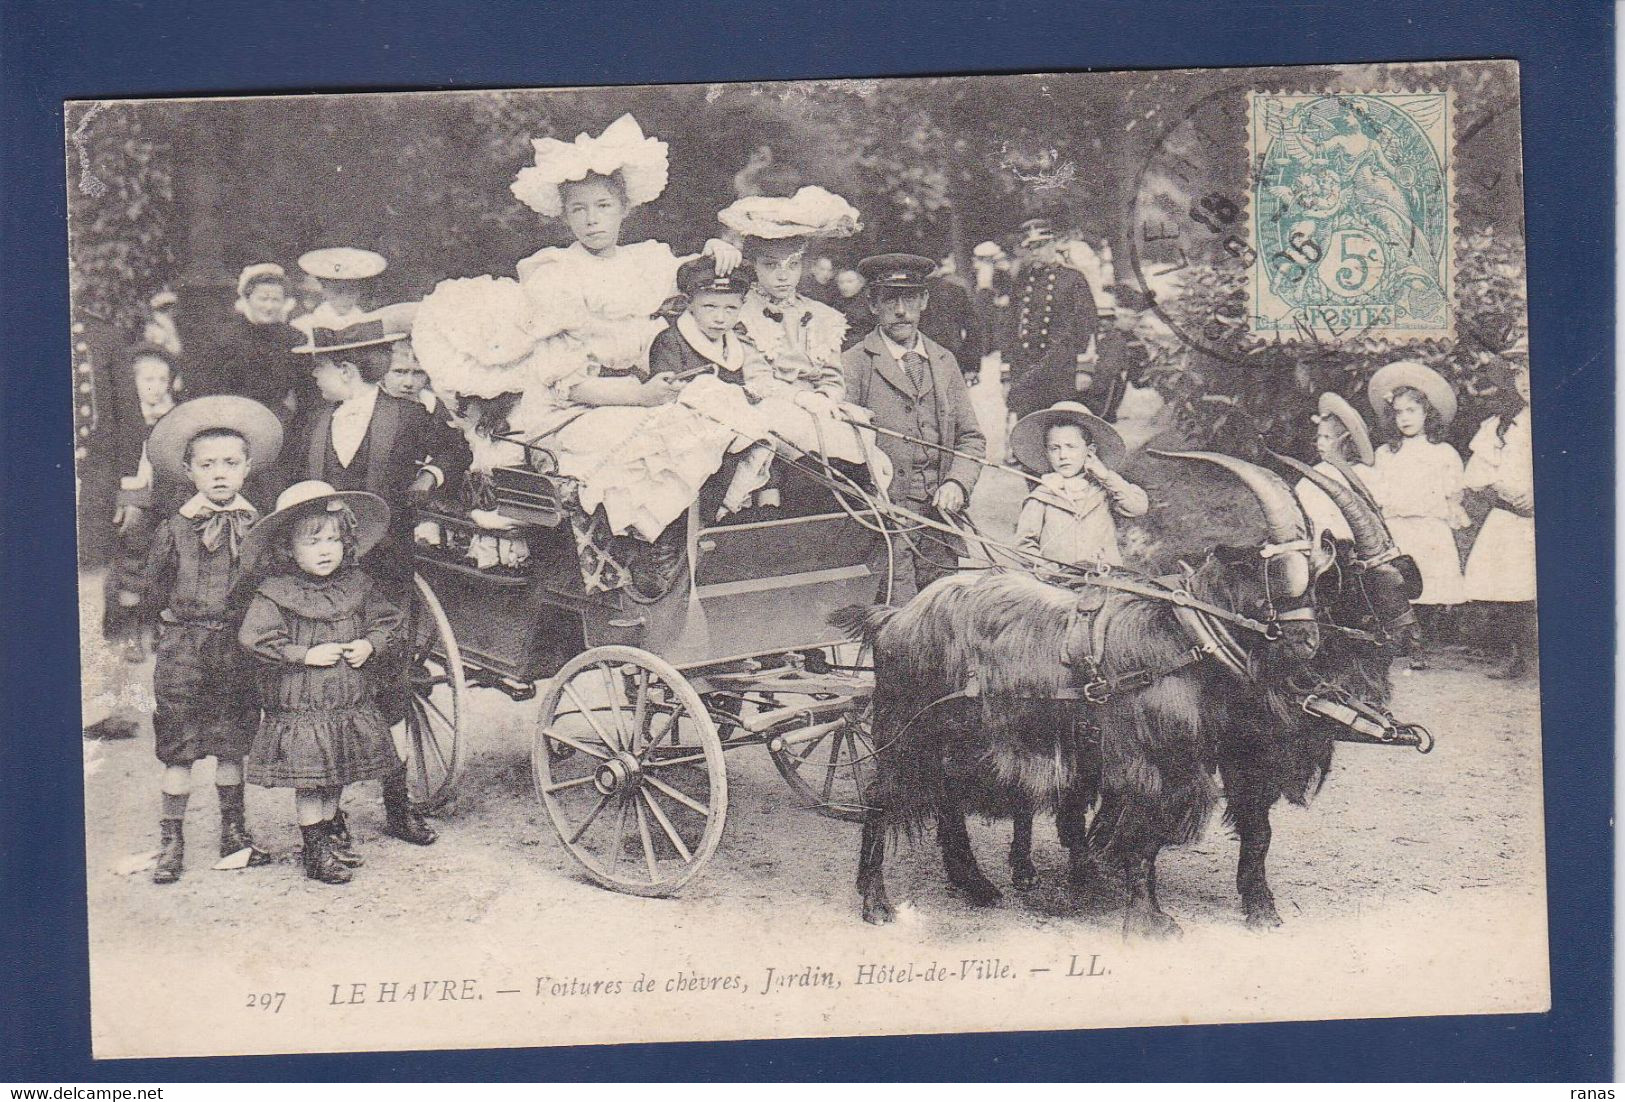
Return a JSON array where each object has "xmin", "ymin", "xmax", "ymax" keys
[{"xmin": 68, "ymin": 61, "xmax": 1546, "ymax": 1060}]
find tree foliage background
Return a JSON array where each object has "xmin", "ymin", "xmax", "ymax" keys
[{"xmin": 67, "ymin": 63, "xmax": 1526, "ymax": 454}]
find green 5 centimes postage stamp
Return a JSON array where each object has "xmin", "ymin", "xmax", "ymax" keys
[{"xmin": 1249, "ymin": 90, "xmax": 1454, "ymax": 342}]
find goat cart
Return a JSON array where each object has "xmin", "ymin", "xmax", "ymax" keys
[{"xmin": 396, "ymin": 448, "xmax": 889, "ymax": 896}]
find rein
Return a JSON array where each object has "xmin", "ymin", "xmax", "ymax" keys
[{"xmin": 760, "ymin": 438, "xmax": 1310, "ymax": 643}]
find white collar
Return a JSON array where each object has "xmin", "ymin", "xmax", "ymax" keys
[
  {"xmin": 676, "ymin": 312, "xmax": 743, "ymax": 371},
  {"xmin": 751, "ymin": 287, "xmax": 807, "ymax": 317},
  {"xmin": 141, "ymin": 396, "xmax": 176, "ymax": 424},
  {"xmin": 178, "ymin": 493, "xmax": 257, "ymax": 519},
  {"xmin": 336, "ymin": 383, "xmax": 380, "ymax": 416},
  {"xmin": 1038, "ymin": 471, "xmax": 1095, "ymax": 495},
  {"xmin": 878, "ymin": 328, "xmax": 924, "ymax": 361}
]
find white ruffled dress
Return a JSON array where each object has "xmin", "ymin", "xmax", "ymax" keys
[
  {"xmin": 412, "ymin": 240, "xmax": 766, "ymax": 540},
  {"xmin": 734, "ymin": 288, "xmax": 878, "ymax": 469},
  {"xmin": 1367, "ymin": 437, "xmax": 1468, "ymax": 606},
  {"xmin": 1462, "ymin": 410, "xmax": 1536, "ymax": 603}
]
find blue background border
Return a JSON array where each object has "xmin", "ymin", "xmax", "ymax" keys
[{"xmin": 1, "ymin": 0, "xmax": 1611, "ymax": 1082}]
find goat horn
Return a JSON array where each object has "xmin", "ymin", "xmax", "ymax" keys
[
  {"xmin": 1326, "ymin": 454, "xmax": 1382, "ymax": 511},
  {"xmin": 1268, "ymin": 450, "xmax": 1395, "ymax": 563},
  {"xmin": 1150, "ymin": 449, "xmax": 1312, "ymax": 598}
]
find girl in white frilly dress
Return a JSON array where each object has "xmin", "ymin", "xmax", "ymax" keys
[
  {"xmin": 1365, "ymin": 360, "xmax": 1467, "ymax": 666},
  {"xmin": 711, "ymin": 187, "xmax": 888, "ymax": 508},
  {"xmin": 411, "ymin": 114, "xmax": 766, "ymax": 548},
  {"xmin": 1463, "ymin": 339, "xmax": 1536, "ymax": 678}
]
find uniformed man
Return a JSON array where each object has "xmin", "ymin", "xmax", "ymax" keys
[
  {"xmin": 1004, "ymin": 218, "xmax": 1100, "ymax": 425},
  {"xmin": 843, "ymin": 254, "xmax": 986, "ymax": 604},
  {"xmin": 72, "ymin": 306, "xmax": 130, "ymax": 569}
]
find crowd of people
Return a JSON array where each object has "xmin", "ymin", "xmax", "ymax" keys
[{"xmin": 74, "ymin": 112, "xmax": 1536, "ymax": 890}]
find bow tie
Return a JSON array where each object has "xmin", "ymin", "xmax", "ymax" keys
[
  {"xmin": 763, "ymin": 306, "xmax": 809, "ymax": 325},
  {"xmin": 191, "ymin": 505, "xmax": 254, "ymax": 558}
]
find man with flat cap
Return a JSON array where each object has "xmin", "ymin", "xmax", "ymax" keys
[
  {"xmin": 844, "ymin": 253, "xmax": 987, "ymax": 604},
  {"xmin": 1005, "ymin": 217, "xmax": 1100, "ymax": 423}
]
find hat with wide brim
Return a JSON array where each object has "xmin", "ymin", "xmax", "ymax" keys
[
  {"xmin": 718, "ymin": 186, "xmax": 862, "ymax": 242},
  {"xmin": 1367, "ymin": 360, "xmax": 1457, "ymax": 428},
  {"xmin": 1010, "ymin": 401, "xmax": 1126, "ymax": 473},
  {"xmin": 509, "ymin": 113, "xmax": 669, "ymax": 218},
  {"xmin": 291, "ymin": 318, "xmax": 409, "ymax": 356},
  {"xmin": 1314, "ymin": 392, "xmax": 1375, "ymax": 466},
  {"xmin": 297, "ymin": 248, "xmax": 387, "ymax": 281},
  {"xmin": 145, "ymin": 396, "xmax": 285, "ymax": 485},
  {"xmin": 239, "ymin": 481, "xmax": 391, "ymax": 575}
]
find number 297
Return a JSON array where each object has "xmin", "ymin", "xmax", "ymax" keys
[{"xmin": 247, "ymin": 992, "xmax": 286, "ymax": 1013}]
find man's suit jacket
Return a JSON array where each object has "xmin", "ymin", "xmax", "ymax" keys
[
  {"xmin": 841, "ymin": 328, "xmax": 986, "ymax": 503},
  {"xmin": 920, "ymin": 277, "xmax": 986, "ymax": 373},
  {"xmin": 290, "ymin": 391, "xmax": 469, "ymax": 505},
  {"xmin": 286, "ymin": 391, "xmax": 472, "ymax": 597}
]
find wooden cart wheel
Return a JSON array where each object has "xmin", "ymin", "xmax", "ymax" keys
[
  {"xmin": 399, "ymin": 573, "xmax": 466, "ymax": 812},
  {"xmin": 768, "ymin": 697, "xmax": 875, "ymax": 823},
  {"xmin": 532, "ymin": 645, "xmax": 727, "ymax": 896}
]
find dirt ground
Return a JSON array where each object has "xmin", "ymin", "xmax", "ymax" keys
[{"xmin": 76, "ymin": 399, "xmax": 1551, "ymax": 1056}]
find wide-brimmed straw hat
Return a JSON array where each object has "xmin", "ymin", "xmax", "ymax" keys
[
  {"xmin": 145, "ymin": 395, "xmax": 284, "ymax": 485},
  {"xmin": 297, "ymin": 247, "xmax": 387, "ymax": 282},
  {"xmin": 1314, "ymin": 392, "xmax": 1375, "ymax": 465},
  {"xmin": 239, "ymin": 480, "xmax": 391, "ymax": 575},
  {"xmin": 1367, "ymin": 360, "xmax": 1457, "ymax": 428},
  {"xmin": 1010, "ymin": 400, "xmax": 1127, "ymax": 473},
  {"xmin": 291, "ymin": 318, "xmax": 408, "ymax": 356}
]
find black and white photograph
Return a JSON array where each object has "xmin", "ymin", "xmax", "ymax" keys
[{"xmin": 65, "ymin": 62, "xmax": 1548, "ymax": 1059}]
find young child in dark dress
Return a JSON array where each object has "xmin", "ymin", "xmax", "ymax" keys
[
  {"xmin": 237, "ymin": 481, "xmax": 403, "ymax": 885},
  {"xmin": 134, "ymin": 396, "xmax": 285, "ymax": 884}
]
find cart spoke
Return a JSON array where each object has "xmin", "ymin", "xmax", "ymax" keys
[
  {"xmin": 561, "ymin": 683, "xmax": 620, "ymax": 751},
  {"xmin": 635, "ymin": 799, "xmax": 659, "ymax": 882},
  {"xmin": 642, "ymin": 752, "xmax": 710, "ymax": 770},
  {"xmin": 414, "ymin": 704, "xmax": 450, "ymax": 773},
  {"xmin": 543, "ymin": 774, "xmax": 599, "ymax": 795},
  {"xmin": 630, "ymin": 667, "xmax": 651, "ymax": 749},
  {"xmin": 790, "ymin": 729, "xmax": 833, "ymax": 766},
  {"xmin": 540, "ymin": 727, "xmax": 612, "ymax": 761},
  {"xmin": 411, "ymin": 715, "xmax": 432, "ymax": 796},
  {"xmin": 421, "ymin": 694, "xmax": 457, "ymax": 736},
  {"xmin": 608, "ymin": 796, "xmax": 632, "ymax": 872},
  {"xmin": 644, "ymin": 773, "xmax": 710, "ymax": 818},
  {"xmin": 820, "ymin": 728, "xmax": 846, "ymax": 802},
  {"xmin": 641, "ymin": 789, "xmax": 694, "ymax": 863},
  {"xmin": 635, "ymin": 709, "xmax": 680, "ymax": 763},
  {"xmin": 598, "ymin": 663, "xmax": 631, "ymax": 748},
  {"xmin": 568, "ymin": 791, "xmax": 614, "ymax": 845}
]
